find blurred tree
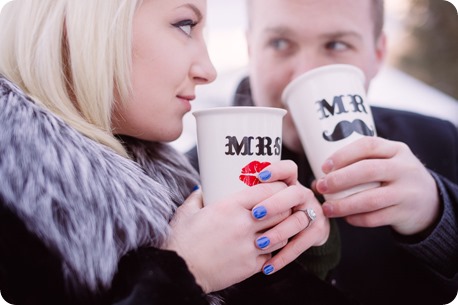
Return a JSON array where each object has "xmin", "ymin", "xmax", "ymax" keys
[{"xmin": 391, "ymin": 0, "xmax": 458, "ymax": 100}]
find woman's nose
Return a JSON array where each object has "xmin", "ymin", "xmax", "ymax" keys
[{"xmin": 191, "ymin": 47, "xmax": 217, "ymax": 85}]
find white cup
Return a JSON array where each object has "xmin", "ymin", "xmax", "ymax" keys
[
  {"xmin": 282, "ymin": 64, "xmax": 379, "ymax": 200},
  {"xmin": 193, "ymin": 106, "xmax": 287, "ymax": 205}
]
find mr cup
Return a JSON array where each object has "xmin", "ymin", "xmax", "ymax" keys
[
  {"xmin": 282, "ymin": 64, "xmax": 379, "ymax": 200},
  {"xmin": 193, "ymin": 106, "xmax": 287, "ymax": 205}
]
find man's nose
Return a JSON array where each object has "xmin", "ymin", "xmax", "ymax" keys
[{"xmin": 290, "ymin": 51, "xmax": 327, "ymax": 80}]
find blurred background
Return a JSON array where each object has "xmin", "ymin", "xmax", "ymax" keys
[{"xmin": 0, "ymin": 0, "xmax": 457, "ymax": 304}]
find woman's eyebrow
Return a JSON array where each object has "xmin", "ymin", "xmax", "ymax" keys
[{"xmin": 179, "ymin": 3, "xmax": 203, "ymax": 20}]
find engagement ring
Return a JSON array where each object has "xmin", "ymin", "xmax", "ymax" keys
[{"xmin": 299, "ymin": 208, "xmax": 316, "ymax": 229}]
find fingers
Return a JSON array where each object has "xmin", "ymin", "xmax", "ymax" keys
[
  {"xmin": 251, "ymin": 185, "xmax": 315, "ymax": 222},
  {"xmin": 170, "ymin": 187, "xmax": 204, "ymax": 226},
  {"xmin": 321, "ymin": 170, "xmax": 440, "ymax": 236},
  {"xmin": 202, "ymin": 159, "xmax": 328, "ymax": 278},
  {"xmin": 183, "ymin": 186, "xmax": 204, "ymax": 210},
  {"xmin": 256, "ymin": 253, "xmax": 273, "ymax": 275},
  {"xmin": 243, "ymin": 183, "xmax": 322, "ymax": 277},
  {"xmin": 231, "ymin": 159, "xmax": 299, "ymax": 213},
  {"xmin": 344, "ymin": 206, "xmax": 397, "ymax": 228},
  {"xmin": 256, "ymin": 239, "xmax": 288, "ymax": 255},
  {"xmin": 315, "ymin": 138, "xmax": 411, "ymax": 199},
  {"xmin": 228, "ymin": 181, "xmax": 288, "ymax": 210},
  {"xmin": 257, "ymin": 160, "xmax": 298, "ymax": 186},
  {"xmin": 323, "ymin": 137, "xmax": 401, "ymax": 174},
  {"xmin": 316, "ymin": 158, "xmax": 393, "ymax": 194},
  {"xmin": 322, "ymin": 185, "xmax": 398, "ymax": 218},
  {"xmin": 249, "ymin": 184, "xmax": 327, "ymax": 276},
  {"xmin": 261, "ymin": 233, "xmax": 315, "ymax": 275},
  {"xmin": 254, "ymin": 209, "xmax": 316, "ymax": 251},
  {"xmin": 259, "ymin": 207, "xmax": 329, "ymax": 275}
]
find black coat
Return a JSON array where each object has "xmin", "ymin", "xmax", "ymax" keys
[{"xmin": 328, "ymin": 106, "xmax": 458, "ymax": 305}]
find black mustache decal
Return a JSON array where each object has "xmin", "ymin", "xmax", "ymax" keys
[{"xmin": 323, "ymin": 119, "xmax": 375, "ymax": 142}]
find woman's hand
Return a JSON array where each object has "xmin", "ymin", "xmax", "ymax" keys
[
  {"xmin": 164, "ymin": 160, "xmax": 330, "ymax": 292},
  {"xmin": 165, "ymin": 181, "xmax": 291, "ymax": 293},
  {"xmin": 316, "ymin": 136, "xmax": 441, "ymax": 236}
]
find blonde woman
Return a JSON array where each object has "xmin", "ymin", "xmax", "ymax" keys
[{"xmin": 0, "ymin": 0, "xmax": 358, "ymax": 304}]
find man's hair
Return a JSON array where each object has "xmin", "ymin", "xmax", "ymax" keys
[
  {"xmin": 246, "ymin": 0, "xmax": 385, "ymax": 39},
  {"xmin": 372, "ymin": 0, "xmax": 385, "ymax": 38},
  {"xmin": 0, "ymin": 0, "xmax": 139, "ymax": 156}
]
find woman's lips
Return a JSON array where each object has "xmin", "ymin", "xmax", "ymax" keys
[
  {"xmin": 177, "ymin": 95, "xmax": 195, "ymax": 111},
  {"xmin": 239, "ymin": 161, "xmax": 271, "ymax": 186},
  {"xmin": 178, "ymin": 95, "xmax": 195, "ymax": 101}
]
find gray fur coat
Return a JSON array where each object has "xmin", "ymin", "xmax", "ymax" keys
[{"xmin": 0, "ymin": 76, "xmax": 199, "ymax": 293}]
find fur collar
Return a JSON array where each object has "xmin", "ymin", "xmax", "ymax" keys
[{"xmin": 0, "ymin": 76, "xmax": 199, "ymax": 291}]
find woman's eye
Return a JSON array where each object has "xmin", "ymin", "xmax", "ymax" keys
[
  {"xmin": 325, "ymin": 41, "xmax": 350, "ymax": 51},
  {"xmin": 173, "ymin": 19, "xmax": 197, "ymax": 36}
]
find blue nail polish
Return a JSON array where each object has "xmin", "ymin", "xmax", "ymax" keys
[
  {"xmin": 258, "ymin": 170, "xmax": 272, "ymax": 181},
  {"xmin": 263, "ymin": 265, "xmax": 274, "ymax": 275},
  {"xmin": 192, "ymin": 185, "xmax": 200, "ymax": 192},
  {"xmin": 252, "ymin": 206, "xmax": 267, "ymax": 219},
  {"xmin": 256, "ymin": 236, "xmax": 270, "ymax": 249}
]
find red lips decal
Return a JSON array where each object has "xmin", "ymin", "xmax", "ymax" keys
[{"xmin": 239, "ymin": 161, "xmax": 271, "ymax": 186}]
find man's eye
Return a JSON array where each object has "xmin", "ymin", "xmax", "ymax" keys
[
  {"xmin": 325, "ymin": 41, "xmax": 350, "ymax": 51},
  {"xmin": 173, "ymin": 19, "xmax": 197, "ymax": 36},
  {"xmin": 268, "ymin": 38, "xmax": 291, "ymax": 51}
]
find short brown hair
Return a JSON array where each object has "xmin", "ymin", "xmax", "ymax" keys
[{"xmin": 372, "ymin": 0, "xmax": 385, "ymax": 38}]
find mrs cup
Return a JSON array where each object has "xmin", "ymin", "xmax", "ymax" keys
[{"xmin": 193, "ymin": 107, "xmax": 286, "ymax": 205}]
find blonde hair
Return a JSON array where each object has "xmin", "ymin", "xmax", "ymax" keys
[{"xmin": 0, "ymin": 0, "xmax": 141, "ymax": 156}]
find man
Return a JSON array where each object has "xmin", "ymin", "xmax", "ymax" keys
[{"xmin": 233, "ymin": 0, "xmax": 458, "ymax": 304}]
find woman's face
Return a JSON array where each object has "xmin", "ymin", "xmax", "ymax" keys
[{"xmin": 112, "ymin": 0, "xmax": 216, "ymax": 142}]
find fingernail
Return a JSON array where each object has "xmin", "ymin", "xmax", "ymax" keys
[
  {"xmin": 252, "ymin": 206, "xmax": 267, "ymax": 219},
  {"xmin": 322, "ymin": 203, "xmax": 333, "ymax": 216},
  {"xmin": 263, "ymin": 265, "xmax": 274, "ymax": 275},
  {"xmin": 322, "ymin": 159, "xmax": 334, "ymax": 174},
  {"xmin": 317, "ymin": 178, "xmax": 328, "ymax": 193},
  {"xmin": 258, "ymin": 170, "xmax": 272, "ymax": 182},
  {"xmin": 192, "ymin": 185, "xmax": 200, "ymax": 192},
  {"xmin": 256, "ymin": 236, "xmax": 270, "ymax": 249}
]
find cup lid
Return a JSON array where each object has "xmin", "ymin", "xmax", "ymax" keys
[{"xmin": 192, "ymin": 106, "xmax": 287, "ymax": 118}]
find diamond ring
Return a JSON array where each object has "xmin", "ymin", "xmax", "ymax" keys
[{"xmin": 298, "ymin": 208, "xmax": 316, "ymax": 229}]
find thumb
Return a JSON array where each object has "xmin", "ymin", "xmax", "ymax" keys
[
  {"xmin": 181, "ymin": 185, "xmax": 204, "ymax": 212},
  {"xmin": 169, "ymin": 186, "xmax": 203, "ymax": 226}
]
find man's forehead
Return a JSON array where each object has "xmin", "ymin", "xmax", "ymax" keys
[
  {"xmin": 248, "ymin": 0, "xmax": 373, "ymax": 35},
  {"xmin": 249, "ymin": 0, "xmax": 371, "ymax": 14}
]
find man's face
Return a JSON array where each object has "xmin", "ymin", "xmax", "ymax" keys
[{"xmin": 247, "ymin": 0, "xmax": 385, "ymax": 152}]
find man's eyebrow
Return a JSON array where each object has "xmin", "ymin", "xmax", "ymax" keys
[
  {"xmin": 261, "ymin": 27, "xmax": 364, "ymax": 47},
  {"xmin": 322, "ymin": 31, "xmax": 363, "ymax": 41}
]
